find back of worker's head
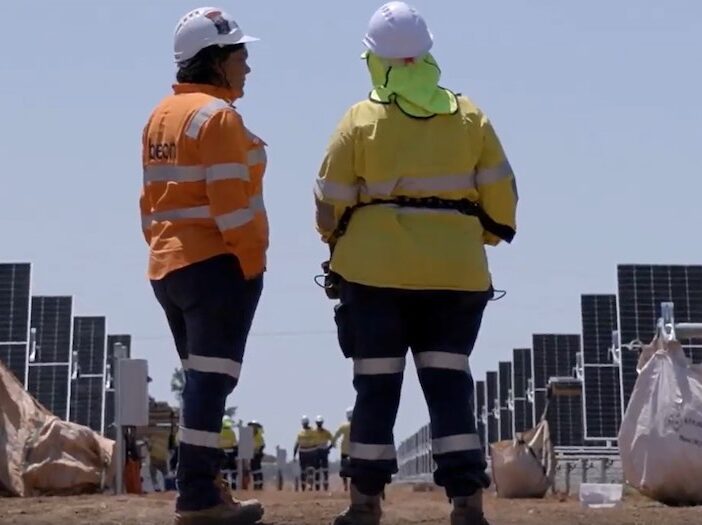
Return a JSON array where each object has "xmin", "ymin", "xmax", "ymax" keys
[
  {"xmin": 363, "ymin": 1, "xmax": 433, "ymax": 60},
  {"xmin": 176, "ymin": 44, "xmax": 245, "ymax": 86},
  {"xmin": 301, "ymin": 415, "xmax": 310, "ymax": 429},
  {"xmin": 315, "ymin": 415, "xmax": 324, "ymax": 428}
]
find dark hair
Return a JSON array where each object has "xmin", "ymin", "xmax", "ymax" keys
[{"xmin": 176, "ymin": 43, "xmax": 245, "ymax": 86}]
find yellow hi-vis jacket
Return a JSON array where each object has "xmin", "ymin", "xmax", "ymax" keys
[
  {"xmin": 314, "ymin": 97, "xmax": 517, "ymax": 291},
  {"xmin": 312, "ymin": 427, "xmax": 333, "ymax": 449},
  {"xmin": 219, "ymin": 426, "xmax": 238, "ymax": 449},
  {"xmin": 253, "ymin": 427, "xmax": 265, "ymax": 452},
  {"xmin": 332, "ymin": 422, "xmax": 351, "ymax": 455},
  {"xmin": 295, "ymin": 428, "xmax": 318, "ymax": 452}
]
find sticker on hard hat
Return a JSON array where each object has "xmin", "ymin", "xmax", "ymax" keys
[{"xmin": 204, "ymin": 11, "xmax": 231, "ymax": 35}]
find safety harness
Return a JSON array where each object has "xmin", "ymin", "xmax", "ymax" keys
[{"xmin": 316, "ymin": 196, "xmax": 515, "ymax": 299}]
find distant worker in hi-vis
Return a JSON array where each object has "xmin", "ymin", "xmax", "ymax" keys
[
  {"xmin": 294, "ymin": 415, "xmax": 320, "ymax": 491},
  {"xmin": 313, "ymin": 415, "xmax": 334, "ymax": 491},
  {"xmin": 314, "ymin": 2, "xmax": 517, "ymax": 524},
  {"xmin": 332, "ymin": 407, "xmax": 354, "ymax": 491},
  {"xmin": 140, "ymin": 6, "xmax": 268, "ymax": 525}
]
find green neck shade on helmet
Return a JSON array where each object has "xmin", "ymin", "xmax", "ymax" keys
[{"xmin": 364, "ymin": 50, "xmax": 458, "ymax": 118}]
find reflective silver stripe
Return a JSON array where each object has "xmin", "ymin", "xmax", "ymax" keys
[
  {"xmin": 250, "ymin": 195, "xmax": 266, "ymax": 213},
  {"xmin": 185, "ymin": 99, "xmax": 231, "ymax": 139},
  {"xmin": 476, "ymin": 161, "xmax": 514, "ymax": 186},
  {"xmin": 213, "ymin": 194, "xmax": 265, "ymax": 231},
  {"xmin": 144, "ymin": 165, "xmax": 206, "ymax": 184},
  {"xmin": 141, "ymin": 215, "xmax": 152, "ymax": 230},
  {"xmin": 215, "ymin": 208, "xmax": 254, "ymax": 230},
  {"xmin": 151, "ymin": 205, "xmax": 211, "ymax": 221},
  {"xmin": 184, "ymin": 355, "xmax": 242, "ymax": 380},
  {"xmin": 179, "ymin": 426, "xmax": 220, "ymax": 449},
  {"xmin": 350, "ymin": 442, "xmax": 396, "ymax": 461},
  {"xmin": 432, "ymin": 433, "xmax": 482, "ymax": 454},
  {"xmin": 362, "ymin": 171, "xmax": 476, "ymax": 197},
  {"xmin": 315, "ymin": 178, "xmax": 358, "ymax": 203},
  {"xmin": 206, "ymin": 162, "xmax": 249, "ymax": 182},
  {"xmin": 414, "ymin": 352, "xmax": 470, "ymax": 372},
  {"xmin": 353, "ymin": 357, "xmax": 406, "ymax": 375},
  {"xmin": 248, "ymin": 148, "xmax": 267, "ymax": 166}
]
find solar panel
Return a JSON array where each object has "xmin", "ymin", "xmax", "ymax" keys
[
  {"xmin": 581, "ymin": 295, "xmax": 618, "ymax": 364},
  {"xmin": 546, "ymin": 378, "xmax": 584, "ymax": 447},
  {"xmin": 580, "ymin": 294, "xmax": 622, "ymax": 440},
  {"xmin": 531, "ymin": 334, "xmax": 579, "ymax": 424},
  {"xmin": 0, "ymin": 343, "xmax": 28, "ymax": 383},
  {"xmin": 485, "ymin": 371, "xmax": 499, "ymax": 445},
  {"xmin": 104, "ymin": 335, "xmax": 131, "ymax": 439},
  {"xmin": 498, "ymin": 361, "xmax": 513, "ymax": 440},
  {"xmin": 512, "ymin": 349, "xmax": 533, "ymax": 433},
  {"xmin": 70, "ymin": 376, "xmax": 105, "ymax": 432},
  {"xmin": 30, "ymin": 297, "xmax": 73, "ymax": 363},
  {"xmin": 0, "ymin": 263, "xmax": 31, "ymax": 343},
  {"xmin": 617, "ymin": 265, "xmax": 702, "ymax": 410},
  {"xmin": 72, "ymin": 317, "xmax": 107, "ymax": 375},
  {"xmin": 28, "ymin": 365, "xmax": 70, "ymax": 419},
  {"xmin": 582, "ymin": 366, "xmax": 621, "ymax": 440},
  {"xmin": 70, "ymin": 317, "xmax": 107, "ymax": 433},
  {"xmin": 475, "ymin": 380, "xmax": 486, "ymax": 451}
]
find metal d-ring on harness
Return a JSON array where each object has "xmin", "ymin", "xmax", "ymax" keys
[{"xmin": 314, "ymin": 196, "xmax": 515, "ymax": 300}]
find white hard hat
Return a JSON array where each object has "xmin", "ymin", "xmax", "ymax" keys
[
  {"xmin": 346, "ymin": 406, "xmax": 354, "ymax": 419},
  {"xmin": 315, "ymin": 415, "xmax": 324, "ymax": 424},
  {"xmin": 363, "ymin": 1, "xmax": 433, "ymax": 59},
  {"xmin": 301, "ymin": 415, "xmax": 310, "ymax": 425},
  {"xmin": 174, "ymin": 7, "xmax": 259, "ymax": 64}
]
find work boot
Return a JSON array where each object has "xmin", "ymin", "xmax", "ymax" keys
[
  {"xmin": 332, "ymin": 485, "xmax": 382, "ymax": 525},
  {"xmin": 174, "ymin": 502, "xmax": 264, "ymax": 525},
  {"xmin": 173, "ymin": 474, "xmax": 264, "ymax": 524},
  {"xmin": 450, "ymin": 490, "xmax": 490, "ymax": 525}
]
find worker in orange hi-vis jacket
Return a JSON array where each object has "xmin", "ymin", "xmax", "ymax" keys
[{"xmin": 140, "ymin": 6, "xmax": 268, "ymax": 525}]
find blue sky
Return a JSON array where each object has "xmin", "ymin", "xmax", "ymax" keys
[{"xmin": 1, "ymin": 1, "xmax": 700, "ymax": 453}]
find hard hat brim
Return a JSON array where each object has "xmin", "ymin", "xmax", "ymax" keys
[{"xmin": 223, "ymin": 33, "xmax": 260, "ymax": 46}]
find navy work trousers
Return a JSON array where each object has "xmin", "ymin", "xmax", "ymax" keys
[
  {"xmin": 151, "ymin": 254, "xmax": 262, "ymax": 511},
  {"xmin": 335, "ymin": 281, "xmax": 491, "ymax": 498}
]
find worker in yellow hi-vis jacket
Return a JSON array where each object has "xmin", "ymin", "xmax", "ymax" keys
[
  {"xmin": 315, "ymin": 3, "xmax": 516, "ymax": 525},
  {"xmin": 332, "ymin": 407, "xmax": 353, "ymax": 491},
  {"xmin": 219, "ymin": 416, "xmax": 238, "ymax": 489}
]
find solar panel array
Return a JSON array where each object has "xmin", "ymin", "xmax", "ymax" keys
[
  {"xmin": 70, "ymin": 316, "xmax": 107, "ymax": 433},
  {"xmin": 465, "ymin": 265, "xmax": 702, "ymax": 453},
  {"xmin": 580, "ymin": 294, "xmax": 621, "ymax": 440},
  {"xmin": 104, "ymin": 335, "xmax": 132, "ymax": 439},
  {"xmin": 617, "ymin": 265, "xmax": 702, "ymax": 410},
  {"xmin": 498, "ymin": 361, "xmax": 513, "ymax": 440},
  {"xmin": 511, "ymin": 348, "xmax": 533, "ymax": 433},
  {"xmin": 0, "ymin": 263, "xmax": 31, "ymax": 384}
]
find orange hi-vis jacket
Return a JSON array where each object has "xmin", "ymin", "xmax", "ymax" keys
[{"xmin": 141, "ymin": 83, "xmax": 269, "ymax": 280}]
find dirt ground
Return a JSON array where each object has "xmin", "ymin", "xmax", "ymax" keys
[{"xmin": 0, "ymin": 485, "xmax": 699, "ymax": 525}]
